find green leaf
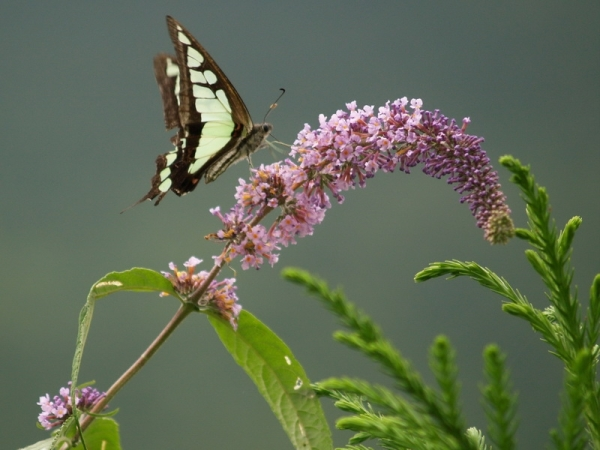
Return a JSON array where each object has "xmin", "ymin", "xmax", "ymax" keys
[
  {"xmin": 89, "ymin": 267, "xmax": 178, "ymax": 299},
  {"xmin": 429, "ymin": 337, "xmax": 465, "ymax": 433},
  {"xmin": 587, "ymin": 274, "xmax": 600, "ymax": 347},
  {"xmin": 209, "ymin": 310, "xmax": 333, "ymax": 450},
  {"xmin": 20, "ymin": 418, "xmax": 121, "ymax": 450},
  {"xmin": 481, "ymin": 345, "xmax": 518, "ymax": 450},
  {"xmin": 71, "ymin": 268, "xmax": 179, "ymax": 406},
  {"xmin": 524, "ymin": 249, "xmax": 547, "ymax": 277},
  {"xmin": 557, "ymin": 217, "xmax": 581, "ymax": 263},
  {"xmin": 551, "ymin": 350, "xmax": 590, "ymax": 450},
  {"xmin": 73, "ymin": 417, "xmax": 122, "ymax": 450}
]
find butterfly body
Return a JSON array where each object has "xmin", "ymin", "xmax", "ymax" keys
[{"xmin": 136, "ymin": 16, "xmax": 272, "ymax": 206}]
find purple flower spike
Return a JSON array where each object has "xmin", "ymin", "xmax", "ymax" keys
[
  {"xmin": 417, "ymin": 110, "xmax": 513, "ymax": 242},
  {"xmin": 291, "ymin": 98, "xmax": 514, "ymax": 244},
  {"xmin": 37, "ymin": 382, "xmax": 106, "ymax": 430},
  {"xmin": 210, "ymin": 98, "xmax": 514, "ymax": 271}
]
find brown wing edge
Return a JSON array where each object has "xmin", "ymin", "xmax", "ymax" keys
[
  {"xmin": 123, "ymin": 16, "xmax": 257, "ymax": 212},
  {"xmin": 120, "ymin": 154, "xmax": 170, "ymax": 213},
  {"xmin": 165, "ymin": 15, "xmax": 253, "ymax": 130},
  {"xmin": 153, "ymin": 53, "xmax": 180, "ymax": 130}
]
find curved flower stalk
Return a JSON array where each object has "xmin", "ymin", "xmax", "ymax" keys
[
  {"xmin": 163, "ymin": 98, "xmax": 514, "ymax": 323},
  {"xmin": 209, "ymin": 98, "xmax": 514, "ymax": 273}
]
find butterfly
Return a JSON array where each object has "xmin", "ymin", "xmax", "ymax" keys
[{"xmin": 133, "ymin": 16, "xmax": 272, "ymax": 207}]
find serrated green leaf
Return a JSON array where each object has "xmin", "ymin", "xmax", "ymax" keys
[{"xmin": 209, "ymin": 311, "xmax": 333, "ymax": 450}]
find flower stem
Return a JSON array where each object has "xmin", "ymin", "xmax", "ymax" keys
[{"xmin": 74, "ymin": 302, "xmax": 195, "ymax": 438}]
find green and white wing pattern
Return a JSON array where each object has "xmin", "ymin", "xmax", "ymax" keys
[{"xmin": 135, "ymin": 16, "xmax": 272, "ymax": 206}]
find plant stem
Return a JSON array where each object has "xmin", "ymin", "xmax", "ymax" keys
[{"xmin": 72, "ymin": 302, "xmax": 195, "ymax": 441}]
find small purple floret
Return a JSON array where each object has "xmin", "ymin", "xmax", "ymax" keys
[
  {"xmin": 162, "ymin": 258, "xmax": 242, "ymax": 329},
  {"xmin": 37, "ymin": 382, "xmax": 106, "ymax": 430}
]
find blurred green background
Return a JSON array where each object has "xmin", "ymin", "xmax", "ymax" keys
[{"xmin": 1, "ymin": 2, "xmax": 598, "ymax": 449}]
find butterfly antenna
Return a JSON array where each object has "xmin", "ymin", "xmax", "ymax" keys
[{"xmin": 263, "ymin": 88, "xmax": 285, "ymax": 122}]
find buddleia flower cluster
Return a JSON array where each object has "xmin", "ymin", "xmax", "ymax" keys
[
  {"xmin": 161, "ymin": 256, "xmax": 241, "ymax": 329},
  {"xmin": 37, "ymin": 382, "xmax": 106, "ymax": 430},
  {"xmin": 209, "ymin": 98, "xmax": 514, "ymax": 270}
]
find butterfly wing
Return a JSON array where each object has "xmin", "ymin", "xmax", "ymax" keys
[
  {"xmin": 135, "ymin": 16, "xmax": 253, "ymax": 206},
  {"xmin": 153, "ymin": 53, "xmax": 181, "ymax": 131},
  {"xmin": 165, "ymin": 16, "xmax": 258, "ymax": 195},
  {"xmin": 165, "ymin": 16, "xmax": 253, "ymax": 132},
  {"xmin": 131, "ymin": 16, "xmax": 271, "ymax": 208}
]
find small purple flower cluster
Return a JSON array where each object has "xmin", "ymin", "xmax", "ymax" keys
[
  {"xmin": 161, "ymin": 257, "xmax": 241, "ymax": 329},
  {"xmin": 37, "ymin": 382, "xmax": 105, "ymax": 430},
  {"xmin": 209, "ymin": 161, "xmax": 327, "ymax": 269},
  {"xmin": 208, "ymin": 98, "xmax": 513, "ymax": 269}
]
